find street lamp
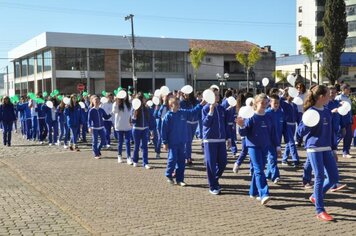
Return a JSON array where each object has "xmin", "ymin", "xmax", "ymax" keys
[
  {"xmin": 315, "ymin": 53, "xmax": 322, "ymax": 85},
  {"xmin": 303, "ymin": 61, "xmax": 308, "ymax": 87},
  {"xmin": 216, "ymin": 73, "xmax": 229, "ymax": 96},
  {"xmin": 124, "ymin": 14, "xmax": 137, "ymax": 93}
]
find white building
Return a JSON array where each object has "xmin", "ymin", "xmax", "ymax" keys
[
  {"xmin": 296, "ymin": 0, "xmax": 325, "ymax": 54},
  {"xmin": 8, "ymin": 32, "xmax": 189, "ymax": 95},
  {"xmin": 346, "ymin": 0, "xmax": 356, "ymax": 51}
]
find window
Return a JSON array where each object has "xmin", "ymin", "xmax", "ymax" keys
[
  {"xmin": 155, "ymin": 51, "xmax": 184, "ymax": 73},
  {"xmin": 315, "ymin": 11, "xmax": 325, "ymax": 21},
  {"xmin": 298, "ymin": 6, "xmax": 302, "ymax": 13},
  {"xmin": 21, "ymin": 58, "xmax": 28, "ymax": 77},
  {"xmin": 205, "ymin": 57, "xmax": 212, "ymax": 63},
  {"xmin": 346, "ymin": 37, "xmax": 356, "ymax": 48},
  {"xmin": 341, "ymin": 67, "xmax": 349, "ymax": 75},
  {"xmin": 348, "ymin": 21, "xmax": 356, "ymax": 32},
  {"xmin": 14, "ymin": 61, "xmax": 21, "ymax": 78},
  {"xmin": 28, "ymin": 56, "xmax": 35, "ymax": 75},
  {"xmin": 298, "ymin": 21, "xmax": 302, "ymax": 27},
  {"xmin": 37, "ymin": 53, "xmax": 43, "ymax": 73},
  {"xmin": 295, "ymin": 68, "xmax": 301, "ymax": 75},
  {"xmin": 55, "ymin": 48, "xmax": 87, "ymax": 70},
  {"xmin": 43, "ymin": 50, "xmax": 52, "ymax": 71},
  {"xmin": 347, "ymin": 5, "xmax": 356, "ymax": 16},
  {"xmin": 316, "ymin": 0, "xmax": 326, "ymax": 7},
  {"xmin": 316, "ymin": 26, "xmax": 324, "ymax": 37},
  {"xmin": 89, "ymin": 49, "xmax": 104, "ymax": 71},
  {"xmin": 298, "ymin": 35, "xmax": 302, "ymax": 41}
]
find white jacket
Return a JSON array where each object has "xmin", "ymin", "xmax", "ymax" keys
[{"xmin": 112, "ymin": 102, "xmax": 132, "ymax": 131}]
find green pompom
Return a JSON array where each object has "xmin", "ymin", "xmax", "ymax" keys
[
  {"xmin": 43, "ymin": 91, "xmax": 48, "ymax": 97},
  {"xmin": 102, "ymin": 90, "xmax": 107, "ymax": 96}
]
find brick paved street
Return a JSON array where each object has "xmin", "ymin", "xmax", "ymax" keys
[{"xmin": 0, "ymin": 133, "xmax": 355, "ymax": 235}]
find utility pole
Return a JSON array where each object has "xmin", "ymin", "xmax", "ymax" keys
[
  {"xmin": 6, "ymin": 65, "xmax": 9, "ymax": 95},
  {"xmin": 125, "ymin": 14, "xmax": 137, "ymax": 94}
]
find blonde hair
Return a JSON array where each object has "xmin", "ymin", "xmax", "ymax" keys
[
  {"xmin": 253, "ymin": 93, "xmax": 267, "ymax": 110},
  {"xmin": 304, "ymin": 85, "xmax": 328, "ymax": 111}
]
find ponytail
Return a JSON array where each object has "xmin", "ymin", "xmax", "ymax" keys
[{"xmin": 303, "ymin": 85, "xmax": 328, "ymax": 111}]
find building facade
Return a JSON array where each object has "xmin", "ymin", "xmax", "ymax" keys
[
  {"xmin": 296, "ymin": 0, "xmax": 325, "ymax": 54},
  {"xmin": 188, "ymin": 40, "xmax": 276, "ymax": 91},
  {"xmin": 8, "ymin": 32, "xmax": 189, "ymax": 96},
  {"xmin": 346, "ymin": 0, "xmax": 356, "ymax": 51},
  {"xmin": 276, "ymin": 53, "xmax": 356, "ymax": 88},
  {"xmin": 6, "ymin": 32, "xmax": 276, "ymax": 96}
]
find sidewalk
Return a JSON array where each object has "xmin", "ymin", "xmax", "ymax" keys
[{"xmin": 0, "ymin": 133, "xmax": 355, "ymax": 235}]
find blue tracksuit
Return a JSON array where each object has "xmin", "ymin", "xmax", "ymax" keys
[
  {"xmin": 17, "ymin": 102, "xmax": 32, "ymax": 140},
  {"xmin": 57, "ymin": 106, "xmax": 69, "ymax": 145},
  {"xmin": 335, "ymin": 94, "xmax": 353, "ymax": 155},
  {"xmin": 131, "ymin": 107, "xmax": 154, "ymax": 166},
  {"xmin": 297, "ymin": 106, "xmax": 339, "ymax": 214},
  {"xmin": 280, "ymin": 98, "xmax": 300, "ymax": 164},
  {"xmin": 162, "ymin": 104, "xmax": 203, "ymax": 182},
  {"xmin": 88, "ymin": 107, "xmax": 111, "ymax": 157},
  {"xmin": 80, "ymin": 104, "xmax": 89, "ymax": 142},
  {"xmin": 64, "ymin": 105, "xmax": 82, "ymax": 145},
  {"xmin": 238, "ymin": 112, "xmax": 278, "ymax": 198},
  {"xmin": 37, "ymin": 103, "xmax": 48, "ymax": 142},
  {"xmin": 0, "ymin": 103, "xmax": 16, "ymax": 146},
  {"xmin": 180, "ymin": 99, "xmax": 200, "ymax": 161},
  {"xmin": 155, "ymin": 104, "xmax": 169, "ymax": 155},
  {"xmin": 265, "ymin": 108, "xmax": 284, "ymax": 181},
  {"xmin": 202, "ymin": 104, "xmax": 230, "ymax": 191},
  {"xmin": 221, "ymin": 98, "xmax": 238, "ymax": 156},
  {"xmin": 42, "ymin": 104, "xmax": 58, "ymax": 144},
  {"xmin": 29, "ymin": 100, "xmax": 39, "ymax": 141}
]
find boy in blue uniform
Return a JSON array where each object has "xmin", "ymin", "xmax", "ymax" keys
[
  {"xmin": 202, "ymin": 89, "xmax": 231, "ymax": 195},
  {"xmin": 161, "ymin": 97, "xmax": 205, "ymax": 186}
]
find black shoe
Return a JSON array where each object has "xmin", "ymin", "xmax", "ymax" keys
[{"xmin": 292, "ymin": 162, "xmax": 300, "ymax": 168}]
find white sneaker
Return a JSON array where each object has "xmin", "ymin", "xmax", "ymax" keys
[
  {"xmin": 127, "ymin": 158, "xmax": 133, "ymax": 165},
  {"xmin": 261, "ymin": 196, "xmax": 271, "ymax": 205},
  {"xmin": 177, "ymin": 181, "xmax": 187, "ymax": 187},
  {"xmin": 232, "ymin": 163, "xmax": 239, "ymax": 174},
  {"xmin": 256, "ymin": 196, "xmax": 261, "ymax": 201},
  {"xmin": 56, "ymin": 140, "xmax": 61, "ymax": 146},
  {"xmin": 343, "ymin": 154, "xmax": 353, "ymax": 158},
  {"xmin": 39, "ymin": 141, "xmax": 44, "ymax": 145},
  {"xmin": 133, "ymin": 162, "xmax": 138, "ymax": 167},
  {"xmin": 144, "ymin": 164, "xmax": 152, "ymax": 169},
  {"xmin": 273, "ymin": 177, "xmax": 280, "ymax": 184},
  {"xmin": 49, "ymin": 143, "xmax": 53, "ymax": 146},
  {"xmin": 106, "ymin": 144, "xmax": 111, "ymax": 148},
  {"xmin": 94, "ymin": 156, "xmax": 101, "ymax": 160},
  {"xmin": 64, "ymin": 145, "xmax": 68, "ymax": 149},
  {"xmin": 117, "ymin": 155, "xmax": 123, "ymax": 163}
]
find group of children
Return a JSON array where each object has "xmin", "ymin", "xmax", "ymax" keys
[{"xmin": 0, "ymin": 82, "xmax": 353, "ymax": 222}]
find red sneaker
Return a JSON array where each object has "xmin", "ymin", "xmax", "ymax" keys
[
  {"xmin": 317, "ymin": 212, "xmax": 334, "ymax": 221},
  {"xmin": 309, "ymin": 196, "xmax": 316, "ymax": 205}
]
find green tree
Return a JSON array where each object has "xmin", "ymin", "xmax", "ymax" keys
[
  {"xmin": 236, "ymin": 46, "xmax": 261, "ymax": 91},
  {"xmin": 272, "ymin": 70, "xmax": 289, "ymax": 88},
  {"xmin": 323, "ymin": 0, "xmax": 348, "ymax": 85},
  {"xmin": 190, "ymin": 48, "xmax": 206, "ymax": 92},
  {"xmin": 300, "ymin": 37, "xmax": 324, "ymax": 88}
]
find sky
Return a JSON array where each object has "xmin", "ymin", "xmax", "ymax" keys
[{"xmin": 0, "ymin": 0, "xmax": 296, "ymax": 73}]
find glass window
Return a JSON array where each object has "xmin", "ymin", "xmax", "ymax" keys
[
  {"xmin": 298, "ymin": 6, "xmax": 302, "ymax": 13},
  {"xmin": 28, "ymin": 56, "xmax": 35, "ymax": 75},
  {"xmin": 21, "ymin": 58, "xmax": 28, "ymax": 77},
  {"xmin": 121, "ymin": 50, "xmax": 132, "ymax": 72},
  {"xmin": 14, "ymin": 61, "xmax": 21, "ymax": 78},
  {"xmin": 347, "ymin": 5, "xmax": 356, "ymax": 16},
  {"xmin": 155, "ymin": 51, "xmax": 184, "ymax": 73},
  {"xmin": 55, "ymin": 48, "xmax": 87, "ymax": 70},
  {"xmin": 120, "ymin": 50, "xmax": 152, "ymax": 72},
  {"xmin": 37, "ymin": 53, "xmax": 43, "ymax": 73},
  {"xmin": 44, "ymin": 50, "xmax": 52, "ymax": 71},
  {"xmin": 315, "ymin": 11, "xmax": 325, "ymax": 21},
  {"xmin": 316, "ymin": 0, "xmax": 325, "ymax": 7},
  {"xmin": 136, "ymin": 51, "xmax": 152, "ymax": 72},
  {"xmin": 348, "ymin": 21, "xmax": 356, "ymax": 32},
  {"xmin": 316, "ymin": 26, "xmax": 324, "ymax": 37},
  {"xmin": 89, "ymin": 49, "xmax": 104, "ymax": 71}
]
